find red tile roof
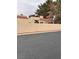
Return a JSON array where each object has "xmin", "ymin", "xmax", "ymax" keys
[{"xmin": 17, "ymin": 15, "xmax": 28, "ymax": 19}]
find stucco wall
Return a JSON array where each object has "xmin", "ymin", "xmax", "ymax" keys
[
  {"xmin": 17, "ymin": 23, "xmax": 61, "ymax": 35},
  {"xmin": 17, "ymin": 18, "xmax": 61, "ymax": 35}
]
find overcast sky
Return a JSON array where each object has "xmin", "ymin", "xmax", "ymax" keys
[{"xmin": 17, "ymin": 0, "xmax": 47, "ymax": 16}]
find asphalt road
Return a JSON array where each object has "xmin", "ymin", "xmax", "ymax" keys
[{"xmin": 17, "ymin": 32, "xmax": 61, "ymax": 59}]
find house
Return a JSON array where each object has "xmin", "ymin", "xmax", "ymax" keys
[
  {"xmin": 28, "ymin": 16, "xmax": 47, "ymax": 24},
  {"xmin": 17, "ymin": 15, "xmax": 28, "ymax": 19},
  {"xmin": 17, "ymin": 15, "xmax": 49, "ymax": 24},
  {"xmin": 17, "ymin": 15, "xmax": 30, "ymax": 24}
]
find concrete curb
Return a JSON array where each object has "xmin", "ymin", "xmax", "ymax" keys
[{"xmin": 17, "ymin": 30, "xmax": 60, "ymax": 35}]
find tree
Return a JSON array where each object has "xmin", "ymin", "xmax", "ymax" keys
[
  {"xmin": 48, "ymin": 0, "xmax": 61, "ymax": 24},
  {"xmin": 35, "ymin": 0, "xmax": 61, "ymax": 24},
  {"xmin": 35, "ymin": 3, "xmax": 50, "ymax": 17},
  {"xmin": 20, "ymin": 14, "xmax": 23, "ymax": 16},
  {"xmin": 54, "ymin": 0, "xmax": 61, "ymax": 24},
  {"xmin": 57, "ymin": 0, "xmax": 61, "ymax": 3}
]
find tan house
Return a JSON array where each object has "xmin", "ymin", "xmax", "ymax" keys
[
  {"xmin": 17, "ymin": 15, "xmax": 48, "ymax": 24},
  {"xmin": 17, "ymin": 15, "xmax": 30, "ymax": 24},
  {"xmin": 28, "ymin": 16, "xmax": 47, "ymax": 24}
]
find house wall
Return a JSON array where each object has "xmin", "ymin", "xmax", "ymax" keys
[
  {"xmin": 17, "ymin": 17, "xmax": 47, "ymax": 25},
  {"xmin": 28, "ymin": 17, "xmax": 47, "ymax": 24}
]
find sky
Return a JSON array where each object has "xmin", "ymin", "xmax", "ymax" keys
[{"xmin": 17, "ymin": 0, "xmax": 47, "ymax": 16}]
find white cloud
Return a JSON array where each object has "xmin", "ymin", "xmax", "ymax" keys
[{"xmin": 17, "ymin": 0, "xmax": 47, "ymax": 16}]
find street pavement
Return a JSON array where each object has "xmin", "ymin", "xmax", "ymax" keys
[{"xmin": 17, "ymin": 32, "xmax": 61, "ymax": 59}]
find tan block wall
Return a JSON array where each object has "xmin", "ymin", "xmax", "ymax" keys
[{"xmin": 17, "ymin": 18, "xmax": 61, "ymax": 35}]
